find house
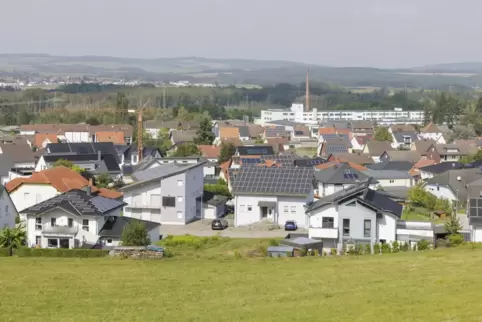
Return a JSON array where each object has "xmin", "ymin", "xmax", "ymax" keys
[
  {"xmin": 349, "ymin": 121, "xmax": 374, "ymax": 136},
  {"xmin": 21, "ymin": 188, "xmax": 126, "ymax": 249},
  {"xmin": 237, "ymin": 126, "xmax": 250, "ymax": 141},
  {"xmin": 44, "ymin": 142, "xmax": 120, "ymax": 161},
  {"xmin": 362, "ymin": 141, "xmax": 393, "ymax": 162},
  {"xmin": 319, "ymin": 138, "xmax": 350, "ymax": 158},
  {"xmin": 411, "ymin": 139, "xmax": 436, "ymax": 156},
  {"xmin": 418, "ymin": 162, "xmax": 464, "ymax": 180},
  {"xmin": 426, "ymin": 144, "xmax": 477, "ymax": 163},
  {"xmin": 232, "ymin": 166, "xmax": 314, "ymax": 228},
  {"xmin": 467, "ymin": 179, "xmax": 482, "ymax": 242},
  {"xmin": 217, "ymin": 127, "xmax": 241, "ymax": 142},
  {"xmin": 293, "ymin": 158, "xmax": 325, "ymax": 168},
  {"xmin": 120, "ymin": 161, "xmax": 206, "ymax": 225},
  {"xmin": 34, "ymin": 133, "xmax": 58, "ymax": 149},
  {"xmin": 144, "ymin": 120, "xmax": 199, "ymax": 139},
  {"xmin": 350, "ymin": 135, "xmax": 373, "ymax": 152},
  {"xmin": 419, "ymin": 122, "xmax": 446, "ymax": 144},
  {"xmin": 197, "ymin": 145, "xmax": 220, "ymax": 163},
  {"xmin": 292, "ymin": 125, "xmax": 311, "ymax": 139},
  {"xmin": 170, "ymin": 130, "xmax": 197, "ymax": 147},
  {"xmin": 327, "ymin": 153, "xmax": 374, "ymax": 166},
  {"xmin": 36, "ymin": 153, "xmax": 121, "ymax": 176},
  {"xmin": 95, "ymin": 131, "xmax": 125, "ymax": 145},
  {"xmin": 0, "ymin": 143, "xmax": 37, "ymax": 169},
  {"xmin": 0, "ymin": 186, "xmax": 18, "ymax": 229},
  {"xmin": 424, "ymin": 168, "xmax": 482, "ymax": 204},
  {"xmin": 379, "ymin": 150, "xmax": 421, "ymax": 163},
  {"xmin": 391, "ymin": 131, "xmax": 419, "ymax": 149},
  {"xmin": 97, "ymin": 216, "xmax": 160, "ymax": 247},
  {"xmin": 366, "ymin": 160, "xmax": 414, "ymax": 172},
  {"xmin": 409, "ymin": 159, "xmax": 437, "ymax": 181},
  {"xmin": 364, "ymin": 169, "xmax": 413, "ymax": 188},
  {"xmin": 115, "ymin": 143, "xmax": 162, "ymax": 167},
  {"xmin": 235, "ymin": 145, "xmax": 275, "ymax": 157},
  {"xmin": 202, "ymin": 191, "xmax": 228, "ymax": 219},
  {"xmin": 314, "ymin": 162, "xmax": 375, "ymax": 197},
  {"xmin": 389, "ymin": 124, "xmax": 416, "ymax": 133},
  {"xmin": 306, "ymin": 179, "xmax": 402, "ymax": 248},
  {"xmin": 6, "ymin": 166, "xmax": 122, "ymax": 213},
  {"xmin": 264, "ymin": 127, "xmax": 291, "ymax": 139},
  {"xmin": 136, "ymin": 156, "xmax": 215, "ymax": 178}
]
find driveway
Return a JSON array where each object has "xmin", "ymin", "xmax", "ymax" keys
[
  {"xmin": 160, "ymin": 219, "xmax": 304, "ymax": 239},
  {"xmin": 457, "ymin": 212, "xmax": 470, "ymax": 230}
]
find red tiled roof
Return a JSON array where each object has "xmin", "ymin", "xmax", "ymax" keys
[
  {"xmin": 315, "ymin": 161, "xmax": 368, "ymax": 172},
  {"xmin": 197, "ymin": 145, "xmax": 220, "ymax": 159},
  {"xmin": 34, "ymin": 133, "xmax": 58, "ymax": 148},
  {"xmin": 95, "ymin": 131, "xmax": 125, "ymax": 144}
]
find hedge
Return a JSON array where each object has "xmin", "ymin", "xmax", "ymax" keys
[
  {"xmin": 0, "ymin": 248, "xmax": 11, "ymax": 257},
  {"xmin": 16, "ymin": 248, "xmax": 110, "ymax": 258}
]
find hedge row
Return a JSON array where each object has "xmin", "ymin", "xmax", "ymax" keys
[
  {"xmin": 0, "ymin": 248, "xmax": 10, "ymax": 257},
  {"xmin": 16, "ymin": 248, "xmax": 110, "ymax": 258}
]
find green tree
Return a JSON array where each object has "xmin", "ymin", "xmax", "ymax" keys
[
  {"xmin": 218, "ymin": 142, "xmax": 236, "ymax": 164},
  {"xmin": 174, "ymin": 143, "xmax": 200, "ymax": 157},
  {"xmin": 95, "ymin": 173, "xmax": 112, "ymax": 189},
  {"xmin": 408, "ymin": 184, "xmax": 428, "ymax": 206},
  {"xmin": 0, "ymin": 226, "xmax": 26, "ymax": 256},
  {"xmin": 53, "ymin": 159, "xmax": 85, "ymax": 174},
  {"xmin": 204, "ymin": 184, "xmax": 231, "ymax": 197},
  {"xmin": 374, "ymin": 127, "xmax": 392, "ymax": 142},
  {"xmin": 445, "ymin": 215, "xmax": 462, "ymax": 235},
  {"xmin": 194, "ymin": 117, "xmax": 215, "ymax": 145},
  {"xmin": 476, "ymin": 97, "xmax": 482, "ymax": 114},
  {"xmin": 121, "ymin": 221, "xmax": 150, "ymax": 246},
  {"xmin": 115, "ymin": 92, "xmax": 129, "ymax": 123}
]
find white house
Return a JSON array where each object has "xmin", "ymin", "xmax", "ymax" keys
[
  {"xmin": 21, "ymin": 188, "xmax": 130, "ymax": 249},
  {"xmin": 314, "ymin": 163, "xmax": 376, "ymax": 197},
  {"xmin": 305, "ymin": 180, "xmax": 402, "ymax": 249},
  {"xmin": 419, "ymin": 123, "xmax": 446, "ymax": 144},
  {"xmin": 231, "ymin": 166, "xmax": 314, "ymax": 228},
  {"xmin": 120, "ymin": 161, "xmax": 206, "ymax": 225},
  {"xmin": 467, "ymin": 180, "xmax": 482, "ymax": 242},
  {"xmin": 363, "ymin": 170, "xmax": 413, "ymax": 188},
  {"xmin": 0, "ymin": 186, "xmax": 18, "ymax": 229}
]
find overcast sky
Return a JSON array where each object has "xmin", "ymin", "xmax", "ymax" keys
[{"xmin": 2, "ymin": 0, "xmax": 482, "ymax": 68}]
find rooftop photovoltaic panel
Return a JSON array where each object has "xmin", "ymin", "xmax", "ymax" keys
[
  {"xmin": 231, "ymin": 167, "xmax": 314, "ymax": 196},
  {"xmin": 326, "ymin": 144, "xmax": 348, "ymax": 154},
  {"xmin": 241, "ymin": 158, "xmax": 262, "ymax": 165},
  {"xmin": 322, "ymin": 134, "xmax": 349, "ymax": 141}
]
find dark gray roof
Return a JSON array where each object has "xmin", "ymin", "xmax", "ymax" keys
[
  {"xmin": 170, "ymin": 130, "xmax": 197, "ymax": 144},
  {"xmin": 321, "ymin": 133, "xmax": 350, "ymax": 141},
  {"xmin": 260, "ymin": 154, "xmax": 300, "ymax": 167},
  {"xmin": 46, "ymin": 142, "xmax": 120, "ymax": 163},
  {"xmin": 367, "ymin": 161, "xmax": 414, "ymax": 171},
  {"xmin": 365, "ymin": 141, "xmax": 393, "ymax": 156},
  {"xmin": 237, "ymin": 126, "xmax": 250, "ymax": 138},
  {"xmin": 231, "ymin": 166, "xmax": 314, "ymax": 196},
  {"xmin": 265, "ymin": 127, "xmax": 290, "ymax": 138},
  {"xmin": 381, "ymin": 150, "xmax": 421, "ymax": 163},
  {"xmin": 293, "ymin": 158, "xmax": 325, "ymax": 168},
  {"xmin": 0, "ymin": 153, "xmax": 14, "ymax": 176},
  {"xmin": 426, "ymin": 168, "xmax": 482, "ymax": 202},
  {"xmin": 306, "ymin": 179, "xmax": 402, "ymax": 218},
  {"xmin": 392, "ymin": 131, "xmax": 419, "ymax": 144},
  {"xmin": 314, "ymin": 163, "xmax": 374, "ymax": 184},
  {"xmin": 21, "ymin": 189, "xmax": 126, "ymax": 216},
  {"xmin": 265, "ymin": 120, "xmax": 300, "ymax": 127},
  {"xmin": 202, "ymin": 191, "xmax": 228, "ymax": 206},
  {"xmin": 236, "ymin": 145, "xmax": 274, "ymax": 156},
  {"xmin": 419, "ymin": 162, "xmax": 464, "ymax": 174},
  {"xmin": 364, "ymin": 169, "xmax": 411, "ymax": 180},
  {"xmin": 349, "ymin": 121, "xmax": 374, "ymax": 130},
  {"xmin": 98, "ymin": 216, "xmax": 159, "ymax": 237},
  {"xmin": 43, "ymin": 153, "xmax": 121, "ymax": 173},
  {"xmin": 323, "ymin": 140, "xmax": 349, "ymax": 155}
]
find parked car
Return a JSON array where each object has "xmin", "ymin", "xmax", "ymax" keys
[
  {"xmin": 284, "ymin": 221, "xmax": 298, "ymax": 231},
  {"xmin": 212, "ymin": 219, "xmax": 229, "ymax": 230}
]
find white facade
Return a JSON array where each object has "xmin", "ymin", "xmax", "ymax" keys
[
  {"xmin": 234, "ymin": 194, "xmax": 313, "ymax": 228},
  {"xmin": 317, "ymin": 182, "xmax": 377, "ymax": 197},
  {"xmin": 11, "ymin": 184, "xmax": 59, "ymax": 215},
  {"xmin": 0, "ymin": 190, "xmax": 17, "ymax": 229},
  {"xmin": 65, "ymin": 131, "xmax": 90, "ymax": 143},
  {"xmin": 419, "ymin": 132, "xmax": 446, "ymax": 144},
  {"xmin": 470, "ymin": 225, "xmax": 482, "ymax": 242},
  {"xmin": 376, "ymin": 178, "xmax": 412, "ymax": 188},
  {"xmin": 260, "ymin": 105, "xmax": 424, "ymax": 125},
  {"xmin": 424, "ymin": 185, "xmax": 456, "ymax": 203}
]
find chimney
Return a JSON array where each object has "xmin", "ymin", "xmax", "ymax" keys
[
  {"xmin": 97, "ymin": 150, "xmax": 101, "ymax": 161},
  {"xmin": 305, "ymin": 69, "xmax": 310, "ymax": 112},
  {"xmin": 83, "ymin": 185, "xmax": 92, "ymax": 196}
]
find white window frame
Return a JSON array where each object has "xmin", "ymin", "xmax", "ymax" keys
[
  {"xmin": 24, "ymin": 192, "xmax": 30, "ymax": 200},
  {"xmin": 239, "ymin": 205, "xmax": 245, "ymax": 212},
  {"xmin": 290, "ymin": 206, "xmax": 296, "ymax": 214},
  {"xmin": 177, "ymin": 211, "xmax": 183, "ymax": 219},
  {"xmin": 177, "ymin": 180, "xmax": 183, "ymax": 187},
  {"xmin": 35, "ymin": 217, "xmax": 42, "ymax": 230},
  {"xmin": 283, "ymin": 206, "xmax": 289, "ymax": 213},
  {"xmin": 82, "ymin": 219, "xmax": 89, "ymax": 232},
  {"xmin": 177, "ymin": 196, "xmax": 183, "ymax": 203},
  {"xmin": 247, "ymin": 205, "xmax": 252, "ymax": 212}
]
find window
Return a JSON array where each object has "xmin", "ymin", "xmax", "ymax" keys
[
  {"xmin": 24, "ymin": 192, "xmax": 29, "ymax": 200},
  {"xmin": 247, "ymin": 205, "xmax": 252, "ymax": 212},
  {"xmin": 437, "ymin": 186, "xmax": 440, "ymax": 191},
  {"xmin": 364, "ymin": 220, "xmax": 371, "ymax": 237},
  {"xmin": 35, "ymin": 236, "xmax": 41, "ymax": 246},
  {"xmin": 177, "ymin": 211, "xmax": 183, "ymax": 219},
  {"xmin": 290, "ymin": 206, "xmax": 296, "ymax": 214},
  {"xmin": 177, "ymin": 196, "xmax": 183, "ymax": 203},
  {"xmin": 132, "ymin": 154, "xmax": 138, "ymax": 164},
  {"xmin": 35, "ymin": 217, "xmax": 42, "ymax": 230},
  {"xmin": 239, "ymin": 205, "xmax": 245, "ymax": 212},
  {"xmin": 162, "ymin": 196, "xmax": 176, "ymax": 207},
  {"xmin": 36, "ymin": 194, "xmax": 41, "ymax": 204},
  {"xmin": 346, "ymin": 201, "xmax": 356, "ymax": 207},
  {"xmin": 107, "ymin": 239, "xmax": 113, "ymax": 245},
  {"xmin": 283, "ymin": 206, "xmax": 289, "ymax": 213},
  {"xmin": 47, "ymin": 239, "xmax": 58, "ymax": 248},
  {"xmin": 82, "ymin": 219, "xmax": 89, "ymax": 232},
  {"xmin": 68, "ymin": 218, "xmax": 74, "ymax": 228},
  {"xmin": 50, "ymin": 218, "xmax": 56, "ymax": 226},
  {"xmin": 322, "ymin": 217, "xmax": 334, "ymax": 229},
  {"xmin": 177, "ymin": 180, "xmax": 183, "ymax": 187},
  {"xmin": 389, "ymin": 180, "xmax": 395, "ymax": 183},
  {"xmin": 343, "ymin": 219, "xmax": 350, "ymax": 236}
]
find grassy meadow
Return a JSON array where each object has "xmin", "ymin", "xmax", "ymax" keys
[{"xmin": 1, "ymin": 237, "xmax": 482, "ymax": 321}]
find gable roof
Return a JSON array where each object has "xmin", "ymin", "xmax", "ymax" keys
[
  {"xmin": 426, "ymin": 168, "xmax": 482, "ymax": 202},
  {"xmin": 305, "ymin": 178, "xmax": 402, "ymax": 217},
  {"xmin": 5, "ymin": 166, "xmax": 122, "ymax": 198},
  {"xmin": 231, "ymin": 166, "xmax": 314, "ymax": 197},
  {"xmin": 413, "ymin": 139, "xmax": 436, "ymax": 155},
  {"xmin": 237, "ymin": 145, "xmax": 274, "ymax": 156},
  {"xmin": 365, "ymin": 141, "xmax": 393, "ymax": 156},
  {"xmin": 328, "ymin": 153, "xmax": 374, "ymax": 165},
  {"xmin": 421, "ymin": 122, "xmax": 441, "ymax": 133},
  {"xmin": 419, "ymin": 162, "xmax": 465, "ymax": 174},
  {"xmin": 144, "ymin": 120, "xmax": 199, "ymax": 130},
  {"xmin": 265, "ymin": 127, "xmax": 290, "ymax": 138},
  {"xmin": 366, "ymin": 161, "xmax": 414, "ymax": 171},
  {"xmin": 219, "ymin": 127, "xmax": 240, "ymax": 140},
  {"xmin": 433, "ymin": 144, "xmax": 477, "ymax": 156},
  {"xmin": 364, "ymin": 169, "xmax": 411, "ymax": 180},
  {"xmin": 237, "ymin": 126, "xmax": 250, "ymax": 138},
  {"xmin": 46, "ymin": 142, "xmax": 120, "ymax": 162},
  {"xmin": 95, "ymin": 132, "xmax": 125, "ymax": 144},
  {"xmin": 98, "ymin": 216, "xmax": 159, "ymax": 237},
  {"xmin": 21, "ymin": 189, "xmax": 126, "ymax": 216},
  {"xmin": 34, "ymin": 133, "xmax": 58, "ymax": 148},
  {"xmin": 392, "ymin": 131, "xmax": 419, "ymax": 144},
  {"xmin": 170, "ymin": 130, "xmax": 197, "ymax": 144},
  {"xmin": 382, "ymin": 150, "xmax": 421, "ymax": 163},
  {"xmin": 390, "ymin": 124, "xmax": 416, "ymax": 133},
  {"xmin": 350, "ymin": 121, "xmax": 374, "ymax": 130},
  {"xmin": 321, "ymin": 138, "xmax": 350, "ymax": 156},
  {"xmin": 20, "ymin": 124, "xmax": 133, "ymax": 136},
  {"xmin": 316, "ymin": 161, "xmax": 368, "ymax": 172},
  {"xmin": 247, "ymin": 124, "xmax": 265, "ymax": 138},
  {"xmin": 42, "ymin": 154, "xmax": 121, "ymax": 173},
  {"xmin": 314, "ymin": 162, "xmax": 374, "ymax": 184},
  {"xmin": 197, "ymin": 145, "xmax": 220, "ymax": 159},
  {"xmin": 353, "ymin": 135, "xmax": 373, "ymax": 145},
  {"xmin": 0, "ymin": 144, "xmax": 36, "ymax": 164}
]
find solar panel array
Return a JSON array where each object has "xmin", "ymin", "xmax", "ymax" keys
[
  {"xmin": 294, "ymin": 158, "xmax": 325, "ymax": 167},
  {"xmin": 232, "ymin": 167, "xmax": 314, "ymax": 195},
  {"xmin": 260, "ymin": 154, "xmax": 298, "ymax": 166},
  {"xmin": 326, "ymin": 143, "xmax": 348, "ymax": 154},
  {"xmin": 265, "ymin": 128, "xmax": 289, "ymax": 138},
  {"xmin": 322, "ymin": 134, "xmax": 349, "ymax": 141},
  {"xmin": 241, "ymin": 158, "xmax": 262, "ymax": 165},
  {"xmin": 343, "ymin": 172, "xmax": 359, "ymax": 180}
]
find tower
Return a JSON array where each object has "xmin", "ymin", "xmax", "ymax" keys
[{"xmin": 305, "ymin": 70, "xmax": 310, "ymax": 112}]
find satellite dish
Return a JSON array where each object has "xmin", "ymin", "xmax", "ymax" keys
[{"xmin": 456, "ymin": 176, "xmax": 462, "ymax": 181}]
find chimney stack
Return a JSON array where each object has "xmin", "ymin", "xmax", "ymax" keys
[
  {"xmin": 97, "ymin": 150, "xmax": 101, "ymax": 161},
  {"xmin": 305, "ymin": 69, "xmax": 310, "ymax": 112}
]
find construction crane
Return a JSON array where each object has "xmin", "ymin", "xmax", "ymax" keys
[{"xmin": 129, "ymin": 99, "xmax": 150, "ymax": 162}]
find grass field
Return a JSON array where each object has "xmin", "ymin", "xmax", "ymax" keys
[{"xmin": 1, "ymin": 242, "xmax": 482, "ymax": 321}]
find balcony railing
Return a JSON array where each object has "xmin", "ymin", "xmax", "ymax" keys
[
  {"xmin": 41, "ymin": 223, "xmax": 78, "ymax": 236},
  {"xmin": 309, "ymin": 227, "xmax": 338, "ymax": 239}
]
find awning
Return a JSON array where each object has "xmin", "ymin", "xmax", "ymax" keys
[{"xmin": 258, "ymin": 201, "xmax": 276, "ymax": 207}]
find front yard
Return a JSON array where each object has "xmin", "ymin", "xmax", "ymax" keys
[{"xmin": 1, "ymin": 240, "xmax": 482, "ymax": 321}]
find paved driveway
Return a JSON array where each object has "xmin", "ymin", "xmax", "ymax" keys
[
  {"xmin": 457, "ymin": 213, "xmax": 470, "ymax": 230},
  {"xmin": 160, "ymin": 219, "xmax": 303, "ymax": 239}
]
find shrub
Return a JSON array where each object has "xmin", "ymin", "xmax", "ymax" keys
[
  {"xmin": 300, "ymin": 248, "xmax": 308, "ymax": 257},
  {"xmin": 400, "ymin": 242, "xmax": 409, "ymax": 252},
  {"xmin": 121, "ymin": 220, "xmax": 150, "ymax": 246},
  {"xmin": 417, "ymin": 239, "xmax": 431, "ymax": 251},
  {"xmin": 391, "ymin": 241, "xmax": 400, "ymax": 253},
  {"xmin": 436, "ymin": 238, "xmax": 449, "ymax": 248},
  {"xmin": 448, "ymin": 234, "xmax": 464, "ymax": 247},
  {"xmin": 330, "ymin": 248, "xmax": 337, "ymax": 256},
  {"xmin": 373, "ymin": 243, "xmax": 381, "ymax": 254},
  {"xmin": 0, "ymin": 248, "xmax": 10, "ymax": 257},
  {"xmin": 365, "ymin": 244, "xmax": 371, "ymax": 255},
  {"xmin": 381, "ymin": 243, "xmax": 391, "ymax": 254},
  {"xmin": 162, "ymin": 248, "xmax": 173, "ymax": 258},
  {"xmin": 268, "ymin": 239, "xmax": 280, "ymax": 246},
  {"xmin": 159, "ymin": 235, "xmax": 225, "ymax": 248},
  {"xmin": 16, "ymin": 247, "xmax": 109, "ymax": 257}
]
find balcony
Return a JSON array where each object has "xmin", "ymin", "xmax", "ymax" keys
[
  {"xmin": 41, "ymin": 224, "xmax": 78, "ymax": 236},
  {"xmin": 309, "ymin": 227, "xmax": 338, "ymax": 239}
]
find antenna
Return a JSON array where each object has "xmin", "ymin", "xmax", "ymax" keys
[{"xmin": 305, "ymin": 69, "xmax": 310, "ymax": 112}]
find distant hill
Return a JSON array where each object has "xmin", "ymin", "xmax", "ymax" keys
[{"xmin": 1, "ymin": 53, "xmax": 482, "ymax": 89}]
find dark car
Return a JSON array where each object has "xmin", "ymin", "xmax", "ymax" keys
[
  {"xmin": 212, "ymin": 219, "xmax": 229, "ymax": 230},
  {"xmin": 284, "ymin": 221, "xmax": 298, "ymax": 231}
]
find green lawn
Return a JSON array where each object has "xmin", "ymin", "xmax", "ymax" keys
[
  {"xmin": 401, "ymin": 209, "xmax": 446, "ymax": 223},
  {"xmin": 1, "ymin": 243, "xmax": 482, "ymax": 321}
]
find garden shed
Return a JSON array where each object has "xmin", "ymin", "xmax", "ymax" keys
[
  {"xmin": 267, "ymin": 246, "xmax": 294, "ymax": 257},
  {"xmin": 280, "ymin": 237, "xmax": 323, "ymax": 254}
]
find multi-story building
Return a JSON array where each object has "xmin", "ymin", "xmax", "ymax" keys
[{"xmin": 259, "ymin": 104, "xmax": 424, "ymax": 125}]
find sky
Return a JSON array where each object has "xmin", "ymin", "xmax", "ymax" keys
[{"xmin": 2, "ymin": 0, "xmax": 482, "ymax": 68}]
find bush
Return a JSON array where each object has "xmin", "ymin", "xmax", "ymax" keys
[
  {"xmin": 436, "ymin": 238, "xmax": 449, "ymax": 248},
  {"xmin": 391, "ymin": 241, "xmax": 400, "ymax": 253},
  {"xmin": 400, "ymin": 242, "xmax": 409, "ymax": 252},
  {"xmin": 373, "ymin": 243, "xmax": 381, "ymax": 254},
  {"xmin": 159, "ymin": 235, "xmax": 225, "ymax": 248},
  {"xmin": 330, "ymin": 248, "xmax": 337, "ymax": 256},
  {"xmin": 0, "ymin": 248, "xmax": 10, "ymax": 257},
  {"xmin": 268, "ymin": 239, "xmax": 280, "ymax": 246},
  {"xmin": 16, "ymin": 248, "xmax": 109, "ymax": 257},
  {"xmin": 365, "ymin": 244, "xmax": 371, "ymax": 255},
  {"xmin": 448, "ymin": 234, "xmax": 464, "ymax": 247},
  {"xmin": 417, "ymin": 239, "xmax": 432, "ymax": 251},
  {"xmin": 121, "ymin": 220, "xmax": 150, "ymax": 246},
  {"xmin": 381, "ymin": 243, "xmax": 391, "ymax": 254}
]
